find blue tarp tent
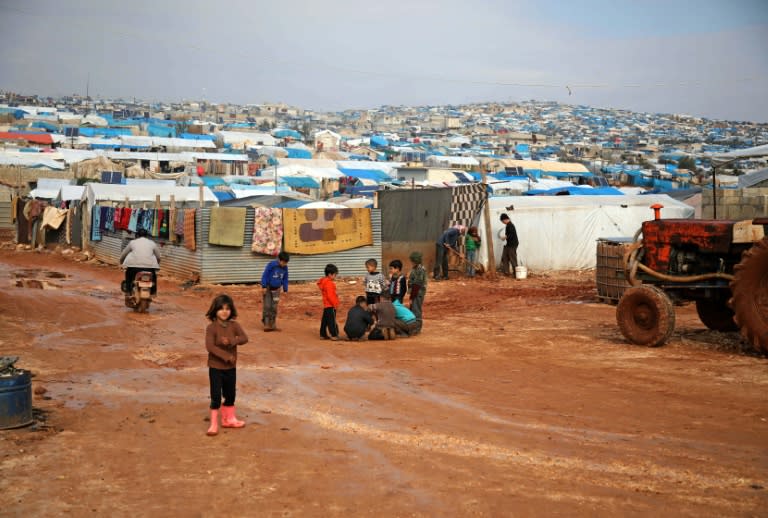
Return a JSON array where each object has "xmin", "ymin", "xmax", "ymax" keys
[
  {"xmin": 77, "ymin": 127, "xmax": 132, "ymax": 137},
  {"xmin": 279, "ymin": 176, "xmax": 320, "ymax": 189},
  {"xmin": 338, "ymin": 168, "xmax": 391, "ymax": 183},
  {"xmin": 213, "ymin": 191, "xmax": 235, "ymax": 201},
  {"xmin": 526, "ymin": 186, "xmax": 624, "ymax": 196},
  {"xmin": 273, "ymin": 129, "xmax": 302, "ymax": 139},
  {"xmin": 201, "ymin": 176, "xmax": 227, "ymax": 187},
  {"xmin": 148, "ymin": 124, "xmax": 176, "ymax": 138},
  {"xmin": 180, "ymin": 133, "xmax": 215, "ymax": 141},
  {"xmin": 370, "ymin": 135, "xmax": 389, "ymax": 148},
  {"xmin": 286, "ymin": 148, "xmax": 313, "ymax": 159},
  {"xmin": 30, "ymin": 121, "xmax": 58, "ymax": 132}
]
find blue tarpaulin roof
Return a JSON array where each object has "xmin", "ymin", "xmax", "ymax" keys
[
  {"xmin": 213, "ymin": 191, "xmax": 235, "ymax": 201},
  {"xmin": 286, "ymin": 148, "xmax": 313, "ymax": 159},
  {"xmin": 273, "ymin": 129, "xmax": 302, "ymax": 139},
  {"xmin": 526, "ymin": 186, "xmax": 624, "ymax": 196},
  {"xmin": 370, "ymin": 135, "xmax": 389, "ymax": 148},
  {"xmin": 201, "ymin": 176, "xmax": 226, "ymax": 187},
  {"xmin": 148, "ymin": 124, "xmax": 176, "ymax": 138},
  {"xmin": 30, "ymin": 121, "xmax": 58, "ymax": 132},
  {"xmin": 279, "ymin": 176, "xmax": 320, "ymax": 189},
  {"xmin": 77, "ymin": 127, "xmax": 132, "ymax": 137},
  {"xmin": 338, "ymin": 167, "xmax": 391, "ymax": 182},
  {"xmin": 180, "ymin": 133, "xmax": 215, "ymax": 141}
]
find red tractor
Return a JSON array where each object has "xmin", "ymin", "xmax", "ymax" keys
[{"xmin": 616, "ymin": 207, "xmax": 768, "ymax": 353}]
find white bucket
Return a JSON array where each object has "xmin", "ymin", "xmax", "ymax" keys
[{"xmin": 515, "ymin": 266, "xmax": 528, "ymax": 279}]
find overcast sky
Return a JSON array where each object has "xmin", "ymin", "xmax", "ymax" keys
[{"xmin": 1, "ymin": 0, "xmax": 767, "ymax": 121}]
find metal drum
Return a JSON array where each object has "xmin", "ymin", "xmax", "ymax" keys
[{"xmin": 0, "ymin": 369, "xmax": 33, "ymax": 430}]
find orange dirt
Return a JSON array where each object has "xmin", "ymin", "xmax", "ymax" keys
[{"xmin": 1, "ymin": 247, "xmax": 766, "ymax": 516}]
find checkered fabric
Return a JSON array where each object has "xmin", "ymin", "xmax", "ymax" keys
[{"xmin": 449, "ymin": 183, "xmax": 486, "ymax": 228}]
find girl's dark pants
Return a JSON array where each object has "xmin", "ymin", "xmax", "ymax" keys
[
  {"xmin": 320, "ymin": 307, "xmax": 339, "ymax": 338},
  {"xmin": 209, "ymin": 367, "xmax": 236, "ymax": 409}
]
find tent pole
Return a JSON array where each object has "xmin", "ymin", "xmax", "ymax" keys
[
  {"xmin": 712, "ymin": 164, "xmax": 717, "ymax": 220},
  {"xmin": 481, "ymin": 170, "xmax": 496, "ymax": 279}
]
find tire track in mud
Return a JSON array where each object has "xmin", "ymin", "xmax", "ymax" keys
[{"xmin": 47, "ymin": 361, "xmax": 766, "ymax": 511}]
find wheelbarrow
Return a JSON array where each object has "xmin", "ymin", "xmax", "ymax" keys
[{"xmin": 446, "ymin": 246, "xmax": 485, "ymax": 276}]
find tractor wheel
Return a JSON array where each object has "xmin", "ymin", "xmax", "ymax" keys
[
  {"xmin": 137, "ymin": 299, "xmax": 150, "ymax": 314},
  {"xmin": 695, "ymin": 299, "xmax": 738, "ymax": 332},
  {"xmin": 616, "ymin": 285, "xmax": 676, "ymax": 347},
  {"xmin": 731, "ymin": 238, "xmax": 768, "ymax": 353}
]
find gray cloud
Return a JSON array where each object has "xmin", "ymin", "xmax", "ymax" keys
[{"xmin": 0, "ymin": 0, "xmax": 766, "ymax": 120}]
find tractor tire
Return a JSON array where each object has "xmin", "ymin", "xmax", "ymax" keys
[
  {"xmin": 137, "ymin": 299, "xmax": 150, "ymax": 314},
  {"xmin": 616, "ymin": 285, "xmax": 676, "ymax": 347},
  {"xmin": 731, "ymin": 238, "xmax": 768, "ymax": 353},
  {"xmin": 695, "ymin": 299, "xmax": 738, "ymax": 332}
]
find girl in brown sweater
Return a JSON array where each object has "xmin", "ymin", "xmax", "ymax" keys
[{"xmin": 205, "ymin": 294, "xmax": 249, "ymax": 436}]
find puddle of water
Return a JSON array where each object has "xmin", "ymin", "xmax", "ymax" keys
[
  {"xmin": 15, "ymin": 279, "xmax": 61, "ymax": 289},
  {"xmin": 11, "ymin": 269, "xmax": 68, "ymax": 289}
]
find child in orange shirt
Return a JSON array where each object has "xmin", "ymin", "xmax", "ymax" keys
[{"xmin": 317, "ymin": 263, "xmax": 340, "ymax": 341}]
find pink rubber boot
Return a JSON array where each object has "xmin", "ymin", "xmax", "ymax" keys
[
  {"xmin": 207, "ymin": 409, "xmax": 219, "ymax": 436},
  {"xmin": 221, "ymin": 406, "xmax": 245, "ymax": 428}
]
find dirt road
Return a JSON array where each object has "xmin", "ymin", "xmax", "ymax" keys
[{"xmin": 1, "ymin": 248, "xmax": 766, "ymax": 517}]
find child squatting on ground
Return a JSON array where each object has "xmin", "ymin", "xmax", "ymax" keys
[
  {"xmin": 318, "ymin": 263, "xmax": 340, "ymax": 341},
  {"xmin": 368, "ymin": 291, "xmax": 397, "ymax": 340},
  {"xmin": 344, "ymin": 295, "xmax": 374, "ymax": 341},
  {"xmin": 204, "ymin": 294, "xmax": 249, "ymax": 436}
]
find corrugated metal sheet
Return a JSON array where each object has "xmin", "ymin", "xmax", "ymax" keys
[
  {"xmin": 0, "ymin": 200, "xmax": 12, "ymax": 229},
  {"xmin": 88, "ymin": 208, "xmax": 381, "ymax": 285},
  {"xmin": 198, "ymin": 208, "xmax": 382, "ymax": 284},
  {"xmin": 91, "ymin": 225, "xmax": 202, "ymax": 282},
  {"xmin": 199, "ymin": 208, "xmax": 265, "ymax": 284}
]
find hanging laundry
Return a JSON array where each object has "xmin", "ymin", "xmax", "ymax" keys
[
  {"xmin": 168, "ymin": 208, "xmax": 177, "ymax": 242},
  {"xmin": 65, "ymin": 208, "xmax": 72, "ymax": 244},
  {"xmin": 121, "ymin": 207, "xmax": 132, "ymax": 230},
  {"xmin": 183, "ymin": 208, "xmax": 196, "ymax": 251},
  {"xmin": 251, "ymin": 208, "xmax": 283, "ymax": 256},
  {"xmin": 128, "ymin": 208, "xmax": 139, "ymax": 232},
  {"xmin": 208, "ymin": 207, "xmax": 247, "ymax": 247},
  {"xmin": 151, "ymin": 208, "xmax": 160, "ymax": 237},
  {"xmin": 104, "ymin": 207, "xmax": 116, "ymax": 232},
  {"xmin": 139, "ymin": 209, "xmax": 154, "ymax": 233},
  {"xmin": 174, "ymin": 209, "xmax": 185, "ymax": 237},
  {"xmin": 159, "ymin": 209, "xmax": 169, "ymax": 239},
  {"xmin": 91, "ymin": 207, "xmax": 102, "ymax": 241}
]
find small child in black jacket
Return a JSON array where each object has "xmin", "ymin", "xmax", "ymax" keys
[{"xmin": 388, "ymin": 259, "xmax": 407, "ymax": 303}]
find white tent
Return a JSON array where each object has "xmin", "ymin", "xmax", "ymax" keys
[
  {"xmin": 476, "ymin": 195, "xmax": 695, "ymax": 271},
  {"xmin": 29, "ymin": 178, "xmax": 74, "ymax": 198},
  {"xmin": 57, "ymin": 185, "xmax": 85, "ymax": 202},
  {"xmin": 0, "ymin": 152, "xmax": 66, "ymax": 170},
  {"xmin": 709, "ymin": 143, "xmax": 768, "ymax": 163},
  {"xmin": 81, "ymin": 183, "xmax": 218, "ymax": 210},
  {"xmin": 275, "ymin": 163, "xmax": 343, "ymax": 180},
  {"xmin": 427, "ymin": 155, "xmax": 479, "ymax": 167}
]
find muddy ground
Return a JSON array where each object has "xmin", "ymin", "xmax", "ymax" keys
[{"xmin": 0, "ymin": 247, "xmax": 766, "ymax": 517}]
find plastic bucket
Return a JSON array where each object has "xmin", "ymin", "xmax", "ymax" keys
[
  {"xmin": 515, "ymin": 266, "xmax": 528, "ymax": 279},
  {"xmin": 0, "ymin": 370, "xmax": 34, "ymax": 430}
]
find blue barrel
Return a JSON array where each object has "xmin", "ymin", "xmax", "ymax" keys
[{"xmin": 0, "ymin": 370, "xmax": 33, "ymax": 429}]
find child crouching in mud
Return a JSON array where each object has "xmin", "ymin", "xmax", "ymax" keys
[{"xmin": 204, "ymin": 294, "xmax": 249, "ymax": 436}]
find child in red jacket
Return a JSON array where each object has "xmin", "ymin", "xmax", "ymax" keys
[{"xmin": 317, "ymin": 263, "xmax": 340, "ymax": 340}]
